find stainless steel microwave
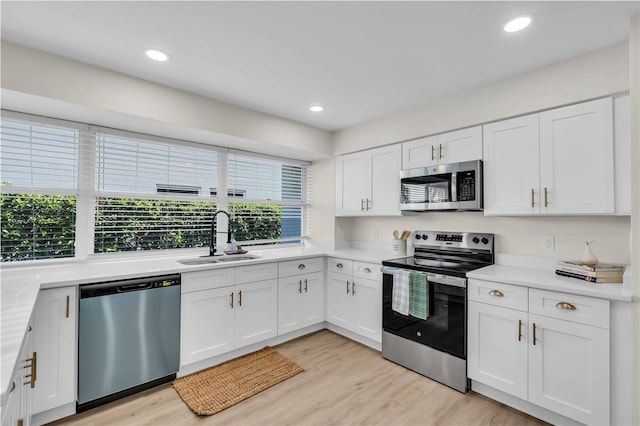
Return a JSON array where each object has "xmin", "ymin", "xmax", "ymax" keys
[{"xmin": 400, "ymin": 160, "xmax": 483, "ymax": 212}]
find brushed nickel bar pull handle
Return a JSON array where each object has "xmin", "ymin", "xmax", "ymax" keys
[
  {"xmin": 366, "ymin": 198, "xmax": 371, "ymax": 211},
  {"xmin": 531, "ymin": 188, "xmax": 535, "ymax": 208},
  {"xmin": 238, "ymin": 290, "xmax": 242, "ymax": 307},
  {"xmin": 439, "ymin": 144, "xmax": 444, "ymax": 160},
  {"xmin": 532, "ymin": 323, "xmax": 537, "ymax": 346},
  {"xmin": 489, "ymin": 290, "xmax": 504, "ymax": 297},
  {"xmin": 556, "ymin": 302, "xmax": 576, "ymax": 310},
  {"xmin": 304, "ymin": 279, "xmax": 308, "ymax": 292},
  {"xmin": 10, "ymin": 381, "xmax": 15, "ymax": 393},
  {"xmin": 352, "ymin": 282, "xmax": 356, "ymax": 296},
  {"xmin": 298, "ymin": 264, "xmax": 306, "ymax": 270},
  {"xmin": 431, "ymin": 145, "xmax": 436, "ymax": 161},
  {"xmin": 363, "ymin": 267, "xmax": 371, "ymax": 273},
  {"xmin": 544, "ymin": 187, "xmax": 549, "ymax": 207},
  {"xmin": 518, "ymin": 319, "xmax": 523, "ymax": 342},
  {"xmin": 361, "ymin": 199, "xmax": 365, "ymax": 211},
  {"xmin": 66, "ymin": 295, "xmax": 70, "ymax": 318},
  {"xmin": 298, "ymin": 280, "xmax": 302, "ymax": 294},
  {"xmin": 230, "ymin": 292, "xmax": 234, "ymax": 308},
  {"xmin": 346, "ymin": 281, "xmax": 350, "ymax": 294},
  {"xmin": 336, "ymin": 263, "xmax": 343, "ymax": 269}
]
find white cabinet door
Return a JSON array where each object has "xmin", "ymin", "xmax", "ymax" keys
[
  {"xmin": 336, "ymin": 145, "xmax": 401, "ymax": 216},
  {"xmin": 539, "ymin": 97, "xmax": 614, "ymax": 214},
  {"xmin": 335, "ymin": 152, "xmax": 370, "ymax": 216},
  {"xmin": 369, "ymin": 144, "xmax": 402, "ymax": 216},
  {"xmin": 32, "ymin": 287, "xmax": 76, "ymax": 415},
  {"xmin": 180, "ymin": 287, "xmax": 235, "ymax": 365},
  {"xmin": 438, "ymin": 126, "xmax": 482, "ymax": 164},
  {"xmin": 277, "ymin": 276, "xmax": 304, "ymax": 335},
  {"xmin": 351, "ymin": 277, "xmax": 381, "ymax": 342},
  {"xmin": 402, "ymin": 135, "xmax": 438, "ymax": 169},
  {"xmin": 467, "ymin": 301, "xmax": 527, "ymax": 400},
  {"xmin": 301, "ymin": 272, "xmax": 325, "ymax": 327},
  {"xmin": 483, "ymin": 114, "xmax": 540, "ymax": 215},
  {"xmin": 2, "ymin": 324, "xmax": 33, "ymax": 426},
  {"xmin": 235, "ymin": 279, "xmax": 278, "ymax": 348},
  {"xmin": 613, "ymin": 94, "xmax": 631, "ymax": 214},
  {"xmin": 528, "ymin": 314, "xmax": 610, "ymax": 425},
  {"xmin": 326, "ymin": 272, "xmax": 352, "ymax": 329}
]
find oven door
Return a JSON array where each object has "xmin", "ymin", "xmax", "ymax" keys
[{"xmin": 382, "ymin": 268, "xmax": 466, "ymax": 359}]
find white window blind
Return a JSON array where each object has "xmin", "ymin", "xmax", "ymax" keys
[
  {"xmin": 1, "ymin": 116, "xmax": 79, "ymax": 193},
  {"xmin": 227, "ymin": 152, "xmax": 308, "ymax": 245},
  {"xmin": 94, "ymin": 131, "xmax": 219, "ymax": 253},
  {"xmin": 0, "ymin": 114, "xmax": 81, "ymax": 261}
]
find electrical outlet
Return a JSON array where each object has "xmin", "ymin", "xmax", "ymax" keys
[
  {"xmin": 337, "ymin": 227, "xmax": 345, "ymax": 238},
  {"xmin": 543, "ymin": 236, "xmax": 555, "ymax": 251}
]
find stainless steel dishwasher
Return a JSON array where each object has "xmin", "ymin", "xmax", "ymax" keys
[{"xmin": 77, "ymin": 274, "xmax": 181, "ymax": 412}]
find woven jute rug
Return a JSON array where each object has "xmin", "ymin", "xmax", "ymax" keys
[{"xmin": 172, "ymin": 346, "xmax": 304, "ymax": 416}]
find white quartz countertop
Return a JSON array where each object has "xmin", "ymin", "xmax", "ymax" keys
[
  {"xmin": 467, "ymin": 264, "xmax": 633, "ymax": 302},
  {"xmin": 0, "ymin": 246, "xmax": 389, "ymax": 396}
]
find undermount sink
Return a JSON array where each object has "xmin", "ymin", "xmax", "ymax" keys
[{"xmin": 178, "ymin": 254, "xmax": 260, "ymax": 265}]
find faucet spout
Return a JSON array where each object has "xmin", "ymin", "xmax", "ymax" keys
[{"xmin": 209, "ymin": 210, "xmax": 233, "ymax": 256}]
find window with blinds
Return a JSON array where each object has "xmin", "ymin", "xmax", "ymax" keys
[
  {"xmin": 0, "ymin": 116, "xmax": 79, "ymax": 261},
  {"xmin": 1, "ymin": 110, "xmax": 311, "ymax": 261},
  {"xmin": 94, "ymin": 132, "xmax": 219, "ymax": 253},
  {"xmin": 227, "ymin": 153, "xmax": 308, "ymax": 245}
]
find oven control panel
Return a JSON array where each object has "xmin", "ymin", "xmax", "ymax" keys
[{"xmin": 413, "ymin": 230, "xmax": 493, "ymax": 251}]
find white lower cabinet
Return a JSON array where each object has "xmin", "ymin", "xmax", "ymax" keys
[
  {"xmin": 468, "ymin": 280, "xmax": 610, "ymax": 425},
  {"xmin": 278, "ymin": 258, "xmax": 325, "ymax": 335},
  {"xmin": 31, "ymin": 287, "xmax": 76, "ymax": 417},
  {"xmin": 2, "ymin": 322, "xmax": 34, "ymax": 426},
  {"xmin": 326, "ymin": 258, "xmax": 381, "ymax": 342},
  {"xmin": 180, "ymin": 264, "xmax": 277, "ymax": 367}
]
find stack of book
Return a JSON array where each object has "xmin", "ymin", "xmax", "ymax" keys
[{"xmin": 555, "ymin": 261, "xmax": 624, "ymax": 283}]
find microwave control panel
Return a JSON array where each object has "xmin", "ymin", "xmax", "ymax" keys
[{"xmin": 457, "ymin": 170, "xmax": 476, "ymax": 201}]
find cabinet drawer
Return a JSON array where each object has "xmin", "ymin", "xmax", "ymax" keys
[
  {"xmin": 353, "ymin": 261, "xmax": 381, "ymax": 281},
  {"xmin": 468, "ymin": 279, "xmax": 528, "ymax": 311},
  {"xmin": 529, "ymin": 289, "xmax": 610, "ymax": 329},
  {"xmin": 182, "ymin": 268, "xmax": 236, "ymax": 293},
  {"xmin": 278, "ymin": 257, "xmax": 323, "ymax": 277},
  {"xmin": 236, "ymin": 262, "xmax": 278, "ymax": 284},
  {"xmin": 327, "ymin": 258, "xmax": 353, "ymax": 275}
]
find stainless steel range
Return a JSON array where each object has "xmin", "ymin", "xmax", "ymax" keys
[{"xmin": 381, "ymin": 230, "xmax": 494, "ymax": 392}]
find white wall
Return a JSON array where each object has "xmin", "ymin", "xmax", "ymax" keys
[
  {"xmin": 332, "ymin": 42, "xmax": 628, "ymax": 156},
  {"xmin": 0, "ymin": 41, "xmax": 332, "ymax": 161},
  {"xmin": 628, "ymin": 13, "xmax": 640, "ymax": 426}
]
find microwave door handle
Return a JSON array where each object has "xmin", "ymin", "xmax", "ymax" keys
[{"xmin": 451, "ymin": 171, "xmax": 457, "ymax": 202}]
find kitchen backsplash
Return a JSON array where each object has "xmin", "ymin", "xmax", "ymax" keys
[{"xmin": 335, "ymin": 213, "xmax": 631, "ymax": 263}]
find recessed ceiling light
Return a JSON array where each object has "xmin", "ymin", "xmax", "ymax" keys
[
  {"xmin": 504, "ymin": 16, "xmax": 532, "ymax": 33},
  {"xmin": 310, "ymin": 105, "xmax": 324, "ymax": 112},
  {"xmin": 145, "ymin": 49, "xmax": 169, "ymax": 62}
]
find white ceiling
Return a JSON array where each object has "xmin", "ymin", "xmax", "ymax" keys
[{"xmin": 1, "ymin": 1, "xmax": 638, "ymax": 132}]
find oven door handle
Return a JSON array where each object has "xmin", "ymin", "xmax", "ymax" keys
[{"xmin": 381, "ymin": 266, "xmax": 467, "ymax": 288}]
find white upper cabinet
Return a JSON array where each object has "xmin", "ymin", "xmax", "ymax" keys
[
  {"xmin": 402, "ymin": 126, "xmax": 482, "ymax": 169},
  {"xmin": 613, "ymin": 94, "xmax": 631, "ymax": 215},
  {"xmin": 336, "ymin": 144, "xmax": 401, "ymax": 216},
  {"xmin": 483, "ymin": 97, "xmax": 615, "ymax": 215},
  {"xmin": 539, "ymin": 98, "xmax": 614, "ymax": 214},
  {"xmin": 483, "ymin": 114, "xmax": 540, "ymax": 215}
]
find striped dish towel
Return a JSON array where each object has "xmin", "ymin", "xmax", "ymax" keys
[
  {"xmin": 392, "ymin": 269, "xmax": 410, "ymax": 315},
  {"xmin": 409, "ymin": 271, "xmax": 429, "ymax": 320}
]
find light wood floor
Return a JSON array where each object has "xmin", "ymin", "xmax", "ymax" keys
[{"xmin": 52, "ymin": 330, "xmax": 548, "ymax": 426}]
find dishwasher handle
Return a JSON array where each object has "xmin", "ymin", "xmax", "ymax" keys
[
  {"xmin": 118, "ymin": 283, "xmax": 153, "ymax": 292},
  {"xmin": 80, "ymin": 274, "xmax": 181, "ymax": 298}
]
